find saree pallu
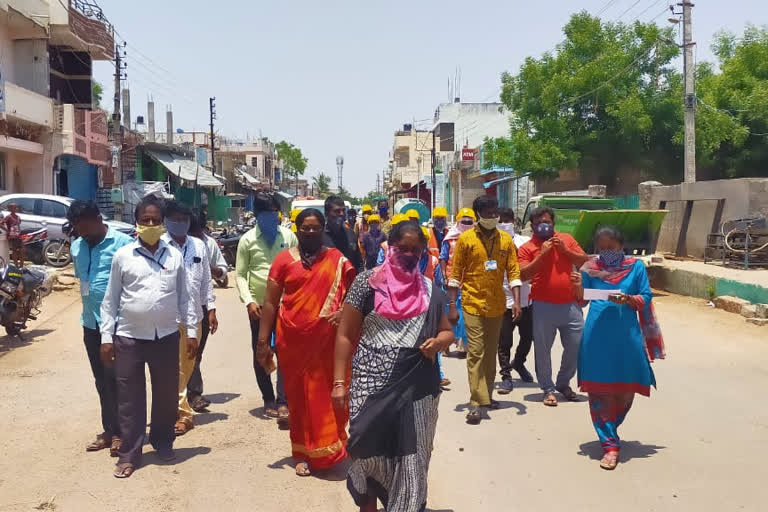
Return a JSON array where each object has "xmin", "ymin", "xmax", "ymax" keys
[{"xmin": 270, "ymin": 247, "xmax": 356, "ymax": 468}]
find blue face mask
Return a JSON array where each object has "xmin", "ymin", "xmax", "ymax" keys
[
  {"xmin": 257, "ymin": 211, "xmax": 280, "ymax": 245},
  {"xmin": 165, "ymin": 218, "xmax": 190, "ymax": 238},
  {"xmin": 434, "ymin": 218, "xmax": 447, "ymax": 231},
  {"xmin": 534, "ymin": 222, "xmax": 554, "ymax": 240},
  {"xmin": 599, "ymin": 249, "xmax": 625, "ymax": 268},
  {"xmin": 378, "ymin": 207, "xmax": 389, "ymax": 217}
]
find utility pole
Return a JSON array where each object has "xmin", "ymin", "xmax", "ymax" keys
[
  {"xmin": 682, "ymin": 1, "xmax": 696, "ymax": 183},
  {"xmin": 209, "ymin": 97, "xmax": 217, "ymax": 187},
  {"xmin": 376, "ymin": 173, "xmax": 380, "ymax": 195},
  {"xmin": 111, "ymin": 43, "xmax": 126, "ymax": 188},
  {"xmin": 431, "ymin": 129, "xmax": 436, "ymax": 209}
]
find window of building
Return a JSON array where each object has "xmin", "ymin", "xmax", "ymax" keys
[
  {"xmin": 251, "ymin": 157, "xmax": 258, "ymax": 167},
  {"xmin": 395, "ymin": 150, "xmax": 409, "ymax": 167},
  {"xmin": 0, "ymin": 153, "xmax": 6, "ymax": 190}
]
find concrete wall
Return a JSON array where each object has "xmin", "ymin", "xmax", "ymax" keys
[
  {"xmin": 433, "ymin": 102, "xmax": 510, "ymax": 149},
  {"xmin": 644, "ymin": 178, "xmax": 768, "ymax": 258}
]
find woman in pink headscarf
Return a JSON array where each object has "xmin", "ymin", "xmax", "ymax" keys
[{"xmin": 332, "ymin": 221, "xmax": 455, "ymax": 512}]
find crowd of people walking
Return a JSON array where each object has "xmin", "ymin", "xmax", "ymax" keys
[{"xmin": 68, "ymin": 190, "xmax": 664, "ymax": 509}]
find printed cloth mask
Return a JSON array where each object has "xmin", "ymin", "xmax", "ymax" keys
[
  {"xmin": 534, "ymin": 222, "xmax": 554, "ymax": 240},
  {"xmin": 599, "ymin": 249, "xmax": 626, "ymax": 268}
]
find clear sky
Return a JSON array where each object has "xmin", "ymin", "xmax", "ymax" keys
[{"xmin": 93, "ymin": 0, "xmax": 765, "ymax": 196}]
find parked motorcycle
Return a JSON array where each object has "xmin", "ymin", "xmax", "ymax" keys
[
  {"xmin": 42, "ymin": 222, "xmax": 74, "ymax": 268},
  {"xmin": 0, "ymin": 260, "xmax": 53, "ymax": 336},
  {"xmin": 216, "ymin": 230, "xmax": 242, "ymax": 268},
  {"xmin": 17, "ymin": 228, "xmax": 49, "ymax": 265}
]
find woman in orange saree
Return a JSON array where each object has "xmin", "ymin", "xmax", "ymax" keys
[{"xmin": 258, "ymin": 208, "xmax": 356, "ymax": 477}]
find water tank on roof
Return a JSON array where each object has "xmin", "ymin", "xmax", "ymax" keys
[{"xmin": 403, "ymin": 124, "xmax": 412, "ymax": 132}]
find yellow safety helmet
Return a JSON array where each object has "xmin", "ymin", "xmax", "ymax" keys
[
  {"xmin": 457, "ymin": 208, "xmax": 476, "ymax": 221},
  {"xmin": 406, "ymin": 209, "xmax": 420, "ymax": 221},
  {"xmin": 290, "ymin": 209, "xmax": 300, "ymax": 222},
  {"xmin": 421, "ymin": 226, "xmax": 431, "ymax": 240},
  {"xmin": 391, "ymin": 213, "xmax": 407, "ymax": 226},
  {"xmin": 432, "ymin": 206, "xmax": 448, "ymax": 218},
  {"xmin": 367, "ymin": 214, "xmax": 381, "ymax": 223},
  {"xmin": 278, "ymin": 211, "xmax": 284, "ymax": 222},
  {"xmin": 361, "ymin": 204, "xmax": 373, "ymax": 213}
]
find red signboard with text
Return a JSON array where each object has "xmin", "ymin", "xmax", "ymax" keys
[{"xmin": 462, "ymin": 148, "xmax": 475, "ymax": 161}]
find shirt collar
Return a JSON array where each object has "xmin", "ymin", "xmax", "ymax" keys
[
  {"xmin": 161, "ymin": 232, "xmax": 189, "ymax": 250},
  {"xmin": 473, "ymin": 225, "xmax": 498, "ymax": 240},
  {"xmin": 133, "ymin": 238, "xmax": 170, "ymax": 257}
]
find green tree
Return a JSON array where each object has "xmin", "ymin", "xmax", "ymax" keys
[
  {"xmin": 92, "ymin": 81, "xmax": 103, "ymax": 109},
  {"xmin": 486, "ymin": 12, "xmax": 684, "ymax": 186},
  {"xmin": 312, "ymin": 172, "xmax": 332, "ymax": 198},
  {"xmin": 336, "ymin": 185, "xmax": 355, "ymax": 204},
  {"xmin": 695, "ymin": 26, "xmax": 768, "ymax": 178},
  {"xmin": 276, "ymin": 141, "xmax": 308, "ymax": 188}
]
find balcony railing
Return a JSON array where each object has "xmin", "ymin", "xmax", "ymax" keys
[
  {"xmin": 55, "ymin": 104, "xmax": 110, "ymax": 166},
  {"xmin": 59, "ymin": 0, "xmax": 114, "ymax": 59}
]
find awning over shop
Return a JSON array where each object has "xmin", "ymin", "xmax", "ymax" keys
[
  {"xmin": 483, "ymin": 175, "xmax": 517, "ymax": 189},
  {"xmin": 236, "ymin": 168, "xmax": 259, "ymax": 189},
  {"xmin": 146, "ymin": 150, "xmax": 223, "ymax": 188},
  {"xmin": 275, "ymin": 191, "xmax": 294, "ymax": 200}
]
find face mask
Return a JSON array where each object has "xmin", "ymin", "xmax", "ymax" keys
[
  {"xmin": 298, "ymin": 232, "xmax": 324, "ymax": 254},
  {"xmin": 256, "ymin": 211, "xmax": 280, "ymax": 245},
  {"xmin": 328, "ymin": 215, "xmax": 345, "ymax": 232},
  {"xmin": 378, "ymin": 207, "xmax": 389, "ymax": 217},
  {"xmin": 434, "ymin": 218, "xmax": 447, "ymax": 231},
  {"xmin": 498, "ymin": 222, "xmax": 515, "ymax": 235},
  {"xmin": 136, "ymin": 224, "xmax": 165, "ymax": 246},
  {"xmin": 392, "ymin": 246, "xmax": 421, "ymax": 272},
  {"xmin": 164, "ymin": 218, "xmax": 190, "ymax": 238},
  {"xmin": 599, "ymin": 249, "xmax": 625, "ymax": 268},
  {"xmin": 478, "ymin": 216, "xmax": 500, "ymax": 230},
  {"xmin": 534, "ymin": 222, "xmax": 554, "ymax": 240},
  {"xmin": 369, "ymin": 225, "xmax": 381, "ymax": 235},
  {"xmin": 458, "ymin": 219, "xmax": 474, "ymax": 233}
]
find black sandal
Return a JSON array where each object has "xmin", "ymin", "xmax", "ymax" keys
[
  {"xmin": 465, "ymin": 407, "xmax": 481, "ymax": 424},
  {"xmin": 113, "ymin": 462, "xmax": 135, "ymax": 479}
]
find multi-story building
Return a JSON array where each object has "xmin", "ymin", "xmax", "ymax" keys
[
  {"xmin": 0, "ymin": 0, "xmax": 114, "ymax": 200},
  {"xmin": 216, "ymin": 137, "xmax": 277, "ymax": 193},
  {"xmin": 388, "ymin": 124, "xmax": 436, "ymax": 205}
]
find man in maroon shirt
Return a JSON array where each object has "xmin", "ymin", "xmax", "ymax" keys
[
  {"xmin": 1, "ymin": 203, "xmax": 24, "ymax": 267},
  {"xmin": 518, "ymin": 206, "xmax": 588, "ymax": 407}
]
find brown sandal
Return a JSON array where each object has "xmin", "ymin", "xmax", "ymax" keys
[
  {"xmin": 174, "ymin": 421, "xmax": 194, "ymax": 436},
  {"xmin": 113, "ymin": 462, "xmax": 135, "ymax": 478},
  {"xmin": 277, "ymin": 405, "xmax": 290, "ymax": 429},
  {"xmin": 295, "ymin": 462, "xmax": 311, "ymax": 477},
  {"xmin": 110, "ymin": 437, "xmax": 121, "ymax": 457},
  {"xmin": 543, "ymin": 393, "xmax": 558, "ymax": 407},
  {"xmin": 86, "ymin": 434, "xmax": 111, "ymax": 452}
]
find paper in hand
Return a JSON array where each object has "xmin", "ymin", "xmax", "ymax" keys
[{"xmin": 583, "ymin": 288, "xmax": 622, "ymax": 301}]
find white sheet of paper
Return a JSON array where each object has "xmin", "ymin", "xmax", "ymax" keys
[{"xmin": 583, "ymin": 288, "xmax": 622, "ymax": 301}]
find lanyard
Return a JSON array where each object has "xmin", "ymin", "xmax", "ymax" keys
[{"xmin": 137, "ymin": 248, "xmax": 167, "ymax": 270}]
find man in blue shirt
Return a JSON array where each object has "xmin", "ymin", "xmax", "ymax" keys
[{"xmin": 68, "ymin": 201, "xmax": 133, "ymax": 456}]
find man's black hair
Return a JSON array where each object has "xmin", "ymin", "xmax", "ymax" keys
[
  {"xmin": 472, "ymin": 195, "xmax": 498, "ymax": 216},
  {"xmin": 253, "ymin": 191, "xmax": 278, "ymax": 213},
  {"xmin": 324, "ymin": 195, "xmax": 345, "ymax": 214},
  {"xmin": 499, "ymin": 207, "xmax": 515, "ymax": 223},
  {"xmin": 134, "ymin": 194, "xmax": 166, "ymax": 222},
  {"xmin": 164, "ymin": 199, "xmax": 193, "ymax": 219},
  {"xmin": 530, "ymin": 206, "xmax": 556, "ymax": 223},
  {"xmin": 67, "ymin": 200, "xmax": 100, "ymax": 224}
]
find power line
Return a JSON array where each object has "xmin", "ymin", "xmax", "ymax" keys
[
  {"xmin": 595, "ymin": 0, "xmax": 622, "ymax": 16},
  {"xmin": 616, "ymin": 0, "xmax": 643, "ymax": 20}
]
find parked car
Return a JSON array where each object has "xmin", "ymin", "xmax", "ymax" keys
[{"xmin": 0, "ymin": 194, "xmax": 134, "ymax": 240}]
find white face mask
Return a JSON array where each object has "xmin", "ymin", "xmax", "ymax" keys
[{"xmin": 498, "ymin": 222, "xmax": 515, "ymax": 235}]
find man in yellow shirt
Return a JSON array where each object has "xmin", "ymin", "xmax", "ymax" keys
[{"xmin": 448, "ymin": 195, "xmax": 522, "ymax": 424}]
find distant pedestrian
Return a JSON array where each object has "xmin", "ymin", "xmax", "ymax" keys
[
  {"xmin": 359, "ymin": 214, "xmax": 385, "ymax": 270},
  {"xmin": 334, "ymin": 220, "xmax": 454, "ymax": 512},
  {"xmin": 496, "ymin": 208, "xmax": 535, "ymax": 394},
  {"xmin": 573, "ymin": 226, "xmax": 665, "ymax": 470},
  {"xmin": 346, "ymin": 208, "xmax": 358, "ymax": 231},
  {"xmin": 377, "ymin": 199, "xmax": 391, "ymax": 234},
  {"xmin": 161, "ymin": 200, "xmax": 216, "ymax": 436},
  {"xmin": 438, "ymin": 208, "xmax": 476, "ymax": 354},
  {"xmin": 100, "ymin": 195, "xmax": 198, "ymax": 478},
  {"xmin": 428, "ymin": 206, "xmax": 449, "ymax": 258},
  {"xmin": 187, "ymin": 209, "xmax": 228, "ymax": 411},
  {"xmin": 236, "ymin": 191, "xmax": 296, "ymax": 425},
  {"xmin": 258, "ymin": 208, "xmax": 356, "ymax": 477},
  {"xmin": 323, "ymin": 196, "xmax": 363, "ymax": 272},
  {"xmin": 518, "ymin": 206, "xmax": 589, "ymax": 407},
  {"xmin": 448, "ymin": 196, "xmax": 521, "ymax": 424},
  {"xmin": 1, "ymin": 203, "xmax": 23, "ymax": 267},
  {"xmin": 69, "ymin": 200, "xmax": 133, "ymax": 456}
]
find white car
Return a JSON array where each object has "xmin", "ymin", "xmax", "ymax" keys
[{"xmin": 0, "ymin": 193, "xmax": 134, "ymax": 240}]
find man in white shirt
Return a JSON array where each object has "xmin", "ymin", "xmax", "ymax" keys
[
  {"xmin": 100, "ymin": 195, "xmax": 198, "ymax": 478},
  {"xmin": 161, "ymin": 200, "xmax": 217, "ymax": 435},
  {"xmin": 187, "ymin": 209, "xmax": 228, "ymax": 411},
  {"xmin": 497, "ymin": 208, "xmax": 535, "ymax": 394}
]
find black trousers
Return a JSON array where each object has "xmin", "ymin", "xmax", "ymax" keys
[
  {"xmin": 187, "ymin": 306, "xmax": 210, "ymax": 400},
  {"xmin": 84, "ymin": 327, "xmax": 120, "ymax": 437},
  {"xmin": 497, "ymin": 306, "xmax": 534, "ymax": 380},
  {"xmin": 115, "ymin": 332, "xmax": 179, "ymax": 466},
  {"xmin": 249, "ymin": 317, "xmax": 286, "ymax": 406}
]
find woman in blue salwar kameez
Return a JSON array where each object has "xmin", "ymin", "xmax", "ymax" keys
[{"xmin": 573, "ymin": 226, "xmax": 665, "ymax": 471}]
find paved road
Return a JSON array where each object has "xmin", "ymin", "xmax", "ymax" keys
[{"xmin": 0, "ymin": 280, "xmax": 767, "ymax": 511}]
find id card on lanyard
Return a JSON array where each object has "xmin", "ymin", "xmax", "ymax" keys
[{"xmin": 481, "ymin": 234, "xmax": 497, "ymax": 272}]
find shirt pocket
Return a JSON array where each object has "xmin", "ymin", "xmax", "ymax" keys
[{"xmin": 159, "ymin": 269, "xmax": 177, "ymax": 293}]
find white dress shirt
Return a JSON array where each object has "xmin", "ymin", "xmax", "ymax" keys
[
  {"xmin": 202, "ymin": 234, "xmax": 228, "ymax": 277},
  {"xmin": 504, "ymin": 233, "xmax": 532, "ymax": 309},
  {"xmin": 162, "ymin": 233, "xmax": 215, "ymax": 320},
  {"xmin": 100, "ymin": 239, "xmax": 197, "ymax": 343}
]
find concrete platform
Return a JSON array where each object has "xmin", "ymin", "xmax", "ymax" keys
[{"xmin": 648, "ymin": 258, "xmax": 768, "ymax": 304}]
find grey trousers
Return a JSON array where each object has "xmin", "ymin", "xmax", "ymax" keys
[
  {"xmin": 115, "ymin": 332, "xmax": 179, "ymax": 466},
  {"xmin": 532, "ymin": 301, "xmax": 583, "ymax": 394}
]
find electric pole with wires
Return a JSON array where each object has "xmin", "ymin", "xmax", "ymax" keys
[
  {"xmin": 670, "ymin": 2, "xmax": 697, "ymax": 183},
  {"xmin": 111, "ymin": 43, "xmax": 127, "ymax": 187},
  {"xmin": 209, "ymin": 97, "xmax": 217, "ymax": 188}
]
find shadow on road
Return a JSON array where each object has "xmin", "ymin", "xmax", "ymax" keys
[
  {"xmin": 523, "ymin": 391, "xmax": 588, "ymax": 403},
  {"xmin": 194, "ymin": 412, "xmax": 229, "ymax": 426},
  {"xmin": 578, "ymin": 440, "xmax": 666, "ymax": 462},
  {"xmin": 0, "ymin": 329, "xmax": 55, "ymax": 357},
  {"xmin": 140, "ymin": 446, "xmax": 212, "ymax": 472},
  {"xmin": 248, "ymin": 407, "xmax": 273, "ymax": 420},
  {"xmin": 205, "ymin": 392, "xmax": 241, "ymax": 404},
  {"xmin": 453, "ymin": 400, "xmax": 527, "ymax": 416},
  {"xmin": 269, "ymin": 456, "xmax": 350, "ymax": 481}
]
